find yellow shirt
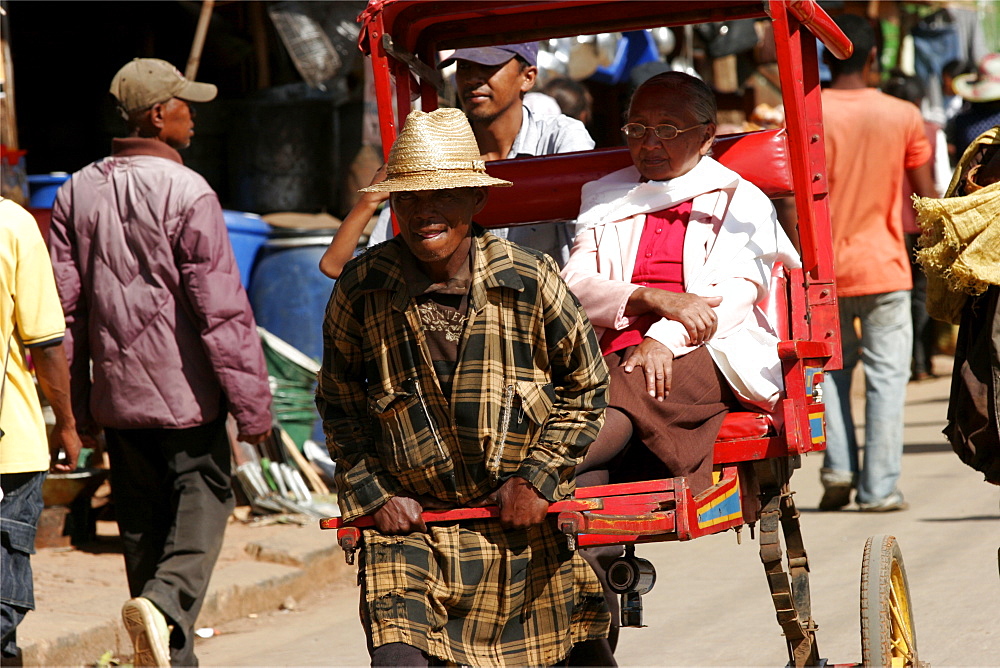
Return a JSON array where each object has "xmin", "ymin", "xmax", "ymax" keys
[{"xmin": 0, "ymin": 197, "xmax": 66, "ymax": 473}]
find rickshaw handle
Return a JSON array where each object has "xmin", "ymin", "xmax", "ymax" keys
[{"xmin": 320, "ymin": 498, "xmax": 597, "ymax": 530}]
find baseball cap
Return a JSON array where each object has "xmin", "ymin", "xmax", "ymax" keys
[
  {"xmin": 438, "ymin": 42, "xmax": 538, "ymax": 69},
  {"xmin": 110, "ymin": 58, "xmax": 217, "ymax": 115}
]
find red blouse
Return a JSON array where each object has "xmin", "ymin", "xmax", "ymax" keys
[{"xmin": 599, "ymin": 201, "xmax": 692, "ymax": 356}]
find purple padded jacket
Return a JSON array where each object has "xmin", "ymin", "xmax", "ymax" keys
[{"xmin": 48, "ymin": 138, "xmax": 272, "ymax": 436}]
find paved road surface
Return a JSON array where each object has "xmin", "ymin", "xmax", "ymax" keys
[{"xmin": 197, "ymin": 370, "xmax": 999, "ymax": 666}]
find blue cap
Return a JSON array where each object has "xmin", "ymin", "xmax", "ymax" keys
[{"xmin": 438, "ymin": 42, "xmax": 538, "ymax": 69}]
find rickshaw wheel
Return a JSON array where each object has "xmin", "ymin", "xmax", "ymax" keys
[{"xmin": 860, "ymin": 535, "xmax": 918, "ymax": 667}]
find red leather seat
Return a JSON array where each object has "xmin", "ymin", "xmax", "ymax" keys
[
  {"xmin": 717, "ymin": 411, "xmax": 775, "ymax": 440},
  {"xmin": 477, "ymin": 128, "xmax": 793, "ymax": 228},
  {"xmin": 714, "ymin": 262, "xmax": 787, "ymax": 445}
]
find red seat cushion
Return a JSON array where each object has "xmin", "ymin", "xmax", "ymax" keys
[{"xmin": 717, "ymin": 411, "xmax": 774, "ymax": 440}]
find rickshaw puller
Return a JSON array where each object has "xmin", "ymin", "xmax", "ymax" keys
[{"xmin": 316, "ymin": 107, "xmax": 614, "ymax": 667}]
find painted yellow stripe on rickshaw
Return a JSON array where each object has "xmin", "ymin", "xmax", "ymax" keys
[
  {"xmin": 809, "ymin": 412, "xmax": 825, "ymax": 444},
  {"xmin": 698, "ymin": 479, "xmax": 738, "ymax": 510},
  {"xmin": 698, "ymin": 510, "xmax": 742, "ymax": 528},
  {"xmin": 697, "ymin": 484, "xmax": 741, "ymax": 527}
]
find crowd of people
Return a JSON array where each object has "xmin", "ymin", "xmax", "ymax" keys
[{"xmin": 3, "ymin": 5, "xmax": 999, "ymax": 668}]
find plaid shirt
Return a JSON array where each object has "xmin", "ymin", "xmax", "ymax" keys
[
  {"xmin": 316, "ymin": 227, "xmax": 610, "ymax": 664},
  {"xmin": 317, "ymin": 226, "xmax": 608, "ymax": 521}
]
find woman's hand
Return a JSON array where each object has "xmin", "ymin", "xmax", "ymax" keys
[
  {"xmin": 372, "ymin": 494, "xmax": 427, "ymax": 534},
  {"xmin": 627, "ymin": 288, "xmax": 722, "ymax": 345},
  {"xmin": 621, "ymin": 338, "xmax": 675, "ymax": 401}
]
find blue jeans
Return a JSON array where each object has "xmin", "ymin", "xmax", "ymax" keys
[
  {"xmin": 1, "ymin": 471, "xmax": 46, "ymax": 660},
  {"xmin": 822, "ymin": 291, "xmax": 912, "ymax": 505}
]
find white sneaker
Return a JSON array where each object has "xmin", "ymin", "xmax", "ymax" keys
[
  {"xmin": 122, "ymin": 597, "xmax": 171, "ymax": 667},
  {"xmin": 857, "ymin": 490, "xmax": 909, "ymax": 513}
]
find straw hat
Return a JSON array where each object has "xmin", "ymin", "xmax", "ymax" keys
[
  {"xmin": 359, "ymin": 108, "xmax": 512, "ymax": 192},
  {"xmin": 953, "ymin": 53, "xmax": 1000, "ymax": 103}
]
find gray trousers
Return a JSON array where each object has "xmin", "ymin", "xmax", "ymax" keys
[{"xmin": 105, "ymin": 414, "xmax": 233, "ymax": 667}]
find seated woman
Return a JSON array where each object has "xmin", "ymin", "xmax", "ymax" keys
[
  {"xmin": 562, "ymin": 71, "xmax": 800, "ymax": 495},
  {"xmin": 561, "ymin": 70, "xmax": 800, "ymax": 654}
]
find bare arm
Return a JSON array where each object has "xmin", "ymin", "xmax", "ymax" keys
[
  {"xmin": 31, "ymin": 343, "xmax": 83, "ymax": 471},
  {"xmin": 906, "ymin": 160, "xmax": 938, "ymax": 199},
  {"xmin": 319, "ymin": 165, "xmax": 389, "ymax": 279}
]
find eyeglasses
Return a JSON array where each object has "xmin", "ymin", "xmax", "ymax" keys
[{"xmin": 621, "ymin": 122, "xmax": 706, "ymax": 141}]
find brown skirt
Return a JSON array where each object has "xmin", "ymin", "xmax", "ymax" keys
[{"xmin": 602, "ymin": 345, "xmax": 740, "ymax": 495}]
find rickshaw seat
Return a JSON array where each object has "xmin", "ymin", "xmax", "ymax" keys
[
  {"xmin": 716, "ymin": 412, "xmax": 774, "ymax": 440},
  {"xmin": 713, "ymin": 261, "xmax": 788, "ymax": 451},
  {"xmin": 479, "ymin": 130, "xmax": 796, "ymax": 458},
  {"xmin": 477, "ymin": 128, "xmax": 792, "ymax": 228}
]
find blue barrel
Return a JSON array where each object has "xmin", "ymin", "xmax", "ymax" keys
[
  {"xmin": 223, "ymin": 210, "xmax": 271, "ymax": 290},
  {"xmin": 248, "ymin": 234, "xmax": 335, "ymax": 364},
  {"xmin": 27, "ymin": 173, "xmax": 70, "ymax": 208}
]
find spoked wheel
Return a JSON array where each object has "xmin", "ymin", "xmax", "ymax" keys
[{"xmin": 860, "ymin": 535, "xmax": 918, "ymax": 667}]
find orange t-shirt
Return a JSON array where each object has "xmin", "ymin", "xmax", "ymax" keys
[{"xmin": 821, "ymin": 88, "xmax": 932, "ymax": 297}]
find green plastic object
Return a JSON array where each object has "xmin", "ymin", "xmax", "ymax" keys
[
  {"xmin": 260, "ymin": 457, "xmax": 278, "ymax": 491},
  {"xmin": 258, "ymin": 328, "xmax": 322, "ymax": 450}
]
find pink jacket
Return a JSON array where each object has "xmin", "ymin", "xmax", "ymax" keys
[{"xmin": 48, "ymin": 138, "xmax": 272, "ymax": 435}]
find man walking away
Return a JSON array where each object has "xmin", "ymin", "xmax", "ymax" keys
[
  {"xmin": 819, "ymin": 16, "xmax": 937, "ymax": 512},
  {"xmin": 48, "ymin": 59, "xmax": 272, "ymax": 666}
]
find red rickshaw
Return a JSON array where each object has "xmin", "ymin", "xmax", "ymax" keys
[{"xmin": 322, "ymin": 2, "xmax": 918, "ymax": 665}]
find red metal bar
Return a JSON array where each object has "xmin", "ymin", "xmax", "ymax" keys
[
  {"xmin": 772, "ymin": 8, "xmax": 842, "ymax": 373},
  {"xmin": 593, "ymin": 492, "xmax": 676, "ymax": 514},
  {"xmin": 771, "ymin": 4, "xmax": 824, "ymax": 281},
  {"xmin": 321, "ymin": 479, "xmax": 688, "ymax": 533},
  {"xmin": 714, "ymin": 437, "xmax": 786, "ymax": 464},
  {"xmin": 377, "ymin": 1, "xmax": 765, "ymax": 56},
  {"xmin": 366, "ymin": 13, "xmax": 397, "ymax": 161},
  {"xmin": 320, "ymin": 497, "xmax": 601, "ymax": 530},
  {"xmin": 573, "ymin": 478, "xmax": 675, "ymax": 498},
  {"xmin": 777, "ymin": 340, "xmax": 836, "ymax": 360},
  {"xmin": 786, "ymin": 0, "xmax": 853, "ymax": 60},
  {"xmin": 563, "ymin": 511, "xmax": 677, "ymax": 536}
]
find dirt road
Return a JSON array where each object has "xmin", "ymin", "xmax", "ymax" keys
[{"xmin": 197, "ymin": 371, "xmax": 999, "ymax": 666}]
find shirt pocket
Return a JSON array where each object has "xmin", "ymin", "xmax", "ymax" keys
[
  {"xmin": 488, "ymin": 380, "xmax": 556, "ymax": 477},
  {"xmin": 368, "ymin": 378, "xmax": 449, "ymax": 481}
]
